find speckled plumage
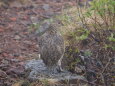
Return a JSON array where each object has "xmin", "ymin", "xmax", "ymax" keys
[{"xmin": 37, "ymin": 24, "xmax": 65, "ymax": 73}]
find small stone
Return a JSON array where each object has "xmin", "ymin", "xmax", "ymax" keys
[
  {"xmin": 1, "ymin": 59, "xmax": 9, "ymax": 65},
  {"xmin": 14, "ymin": 35, "xmax": 21, "ymax": 40},
  {"xmin": 25, "ymin": 59, "xmax": 46, "ymax": 71},
  {"xmin": 35, "ymin": 44, "xmax": 39, "ymax": 48},
  {"xmin": 45, "ymin": 11, "xmax": 54, "ymax": 17},
  {"xmin": 23, "ymin": 40, "xmax": 32, "ymax": 45},
  {"xmin": 30, "ymin": 16, "xmax": 39, "ymax": 24},
  {"xmin": 10, "ymin": 59, "xmax": 19, "ymax": 62},
  {"xmin": 0, "ymin": 70, "xmax": 7, "ymax": 78},
  {"xmin": 42, "ymin": 4, "xmax": 50, "ymax": 11},
  {"xmin": 13, "ymin": 53, "xmax": 20, "ymax": 57}
]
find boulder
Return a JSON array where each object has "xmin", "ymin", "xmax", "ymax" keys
[{"xmin": 24, "ymin": 59, "xmax": 88, "ymax": 86}]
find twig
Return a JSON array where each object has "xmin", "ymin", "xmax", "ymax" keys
[
  {"xmin": 101, "ymin": 58, "xmax": 112, "ymax": 74},
  {"xmin": 100, "ymin": 73, "xmax": 106, "ymax": 86},
  {"xmin": 99, "ymin": 58, "xmax": 113, "ymax": 86}
]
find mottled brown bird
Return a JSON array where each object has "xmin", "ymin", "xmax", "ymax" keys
[{"xmin": 36, "ymin": 22, "xmax": 65, "ymax": 74}]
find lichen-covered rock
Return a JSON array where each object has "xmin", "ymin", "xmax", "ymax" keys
[
  {"xmin": 24, "ymin": 59, "xmax": 88, "ymax": 86},
  {"xmin": 24, "ymin": 59, "xmax": 47, "ymax": 80}
]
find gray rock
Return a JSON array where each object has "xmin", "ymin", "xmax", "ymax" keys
[
  {"xmin": 25, "ymin": 59, "xmax": 46, "ymax": 72},
  {"xmin": 14, "ymin": 35, "xmax": 21, "ymax": 40},
  {"xmin": 23, "ymin": 40, "xmax": 33, "ymax": 45},
  {"xmin": 30, "ymin": 16, "xmax": 39, "ymax": 24},
  {"xmin": 45, "ymin": 11, "xmax": 54, "ymax": 17},
  {"xmin": 42, "ymin": 4, "xmax": 50, "ymax": 11},
  {"xmin": 24, "ymin": 59, "xmax": 88, "ymax": 86},
  {"xmin": 24, "ymin": 59, "xmax": 47, "ymax": 80}
]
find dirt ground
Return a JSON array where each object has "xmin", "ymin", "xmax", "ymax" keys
[{"xmin": 0, "ymin": 0, "xmax": 76, "ymax": 85}]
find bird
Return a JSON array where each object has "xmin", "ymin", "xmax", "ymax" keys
[{"xmin": 36, "ymin": 21, "xmax": 65, "ymax": 74}]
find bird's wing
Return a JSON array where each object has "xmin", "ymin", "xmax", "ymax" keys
[{"xmin": 54, "ymin": 33, "xmax": 65, "ymax": 53}]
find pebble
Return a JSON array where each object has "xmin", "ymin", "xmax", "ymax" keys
[
  {"xmin": 42, "ymin": 4, "xmax": 50, "ymax": 11},
  {"xmin": 14, "ymin": 35, "xmax": 21, "ymax": 40}
]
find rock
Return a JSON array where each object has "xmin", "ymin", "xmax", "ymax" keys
[
  {"xmin": 1, "ymin": 59, "xmax": 9, "ymax": 65},
  {"xmin": 24, "ymin": 59, "xmax": 88, "ymax": 86},
  {"xmin": 23, "ymin": 40, "xmax": 33, "ymax": 45},
  {"xmin": 0, "ymin": 70, "xmax": 7, "ymax": 78},
  {"xmin": 44, "ymin": 11, "xmax": 54, "ymax": 17},
  {"xmin": 24, "ymin": 59, "xmax": 47, "ymax": 80},
  {"xmin": 42, "ymin": 4, "xmax": 50, "ymax": 11},
  {"xmin": 30, "ymin": 16, "xmax": 39, "ymax": 24},
  {"xmin": 14, "ymin": 35, "xmax": 21, "ymax": 40},
  {"xmin": 13, "ymin": 53, "xmax": 20, "ymax": 57},
  {"xmin": 25, "ymin": 59, "xmax": 46, "ymax": 72},
  {"xmin": 74, "ymin": 65, "xmax": 85, "ymax": 74}
]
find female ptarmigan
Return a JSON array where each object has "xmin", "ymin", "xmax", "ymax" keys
[{"xmin": 36, "ymin": 22, "xmax": 65, "ymax": 74}]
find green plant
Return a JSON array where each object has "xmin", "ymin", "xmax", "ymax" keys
[
  {"xmin": 29, "ymin": 23, "xmax": 40, "ymax": 30},
  {"xmin": 85, "ymin": 0, "xmax": 115, "ymax": 29},
  {"xmin": 75, "ymin": 29, "xmax": 90, "ymax": 40},
  {"xmin": 108, "ymin": 33, "xmax": 115, "ymax": 42},
  {"xmin": 84, "ymin": 50, "xmax": 92, "ymax": 57},
  {"xmin": 40, "ymin": 79, "xmax": 49, "ymax": 86},
  {"xmin": 76, "ymin": 0, "xmax": 115, "ymax": 85},
  {"xmin": 54, "ymin": 0, "xmax": 115, "ymax": 85}
]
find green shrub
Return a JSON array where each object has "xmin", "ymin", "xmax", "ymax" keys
[{"xmin": 57, "ymin": 0, "xmax": 115, "ymax": 85}]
